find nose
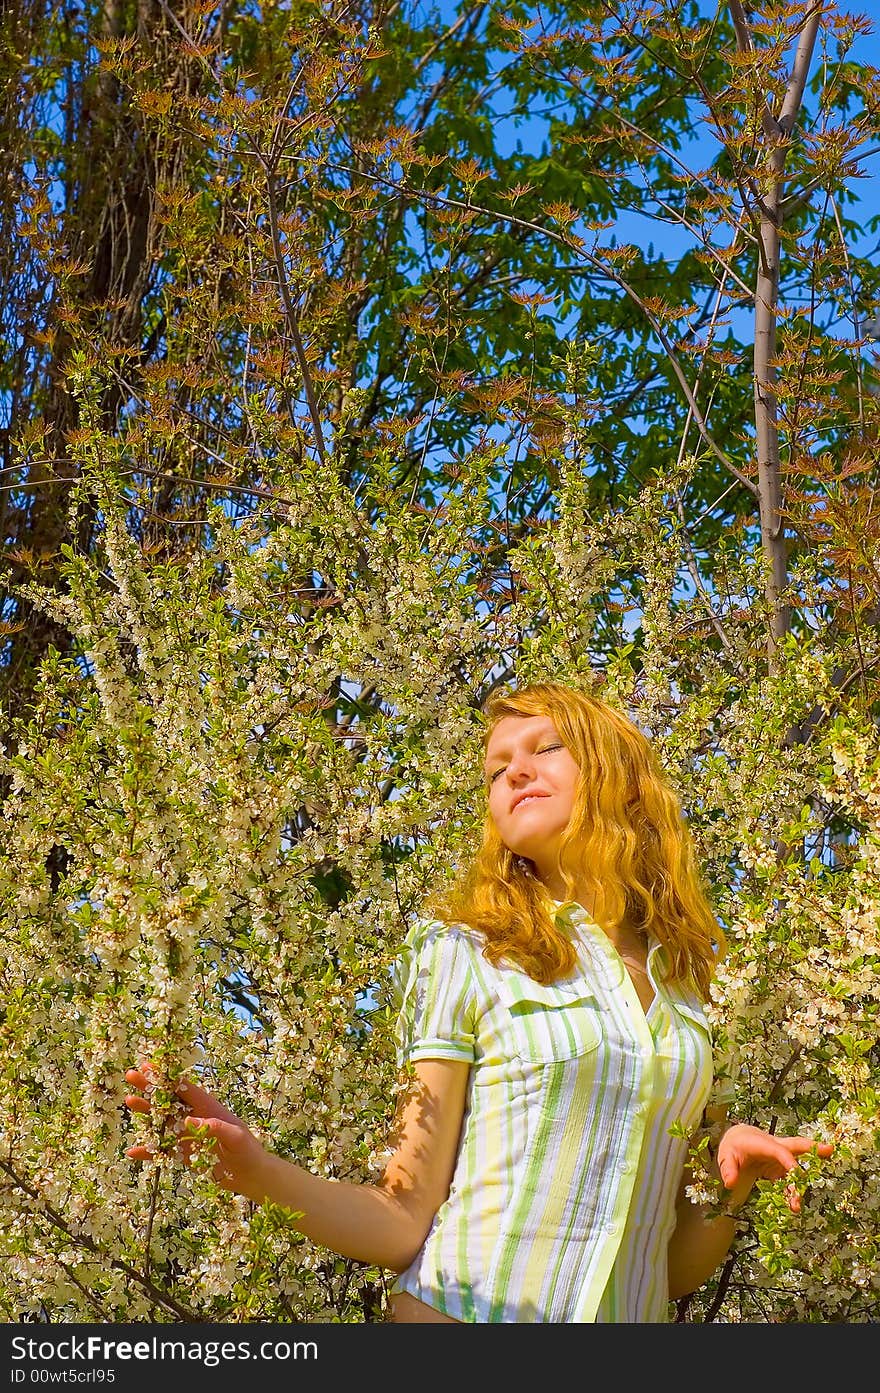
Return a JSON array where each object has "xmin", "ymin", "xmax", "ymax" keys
[{"xmin": 505, "ymin": 750, "xmax": 536, "ymax": 784}]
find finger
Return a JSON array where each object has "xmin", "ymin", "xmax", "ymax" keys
[
  {"xmin": 782, "ymin": 1137, "xmax": 818, "ymax": 1157},
  {"xmin": 126, "ymin": 1141, "xmax": 194, "ymax": 1167},
  {"xmin": 125, "ymin": 1145, "xmax": 155, "ymax": 1161},
  {"xmin": 182, "ymin": 1118, "xmax": 223, "ymax": 1167},
  {"xmin": 718, "ymin": 1155, "xmax": 740, "ymax": 1188},
  {"xmin": 183, "ymin": 1115, "xmax": 218, "ymax": 1140},
  {"xmin": 174, "ymin": 1081, "xmax": 242, "ymax": 1126},
  {"xmin": 124, "ymin": 1095, "xmax": 151, "ymax": 1115},
  {"xmin": 126, "ymin": 1062, "xmax": 191, "ymax": 1102},
  {"xmin": 184, "ymin": 1116, "xmax": 241, "ymax": 1157},
  {"xmin": 125, "ymin": 1069, "xmax": 243, "ymax": 1134},
  {"xmin": 778, "ymin": 1137, "xmax": 835, "ymax": 1159},
  {"xmin": 755, "ymin": 1152, "xmax": 797, "ymax": 1182},
  {"xmin": 784, "ymin": 1182, "xmax": 801, "ymax": 1214},
  {"xmin": 124, "ymin": 1066, "xmax": 166, "ymax": 1096}
]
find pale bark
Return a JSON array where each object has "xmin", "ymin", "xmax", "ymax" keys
[{"xmin": 729, "ymin": 0, "xmax": 824, "ymax": 670}]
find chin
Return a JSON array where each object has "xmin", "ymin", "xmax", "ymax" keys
[{"xmin": 506, "ymin": 838, "xmax": 555, "ymax": 866}]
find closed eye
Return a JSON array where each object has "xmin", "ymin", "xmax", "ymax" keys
[{"xmin": 487, "ymin": 743, "xmax": 563, "ymax": 783}]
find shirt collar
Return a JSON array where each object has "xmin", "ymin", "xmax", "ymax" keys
[{"xmin": 550, "ymin": 897, "xmax": 663, "ymax": 964}]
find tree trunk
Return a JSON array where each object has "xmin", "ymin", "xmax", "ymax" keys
[{"xmin": 730, "ymin": 0, "xmax": 823, "ymax": 671}]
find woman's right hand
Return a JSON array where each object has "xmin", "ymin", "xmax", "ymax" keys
[{"xmin": 124, "ymin": 1060, "xmax": 273, "ymax": 1203}]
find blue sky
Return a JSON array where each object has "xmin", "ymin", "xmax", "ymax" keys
[{"xmin": 428, "ymin": 0, "xmax": 880, "ymax": 268}]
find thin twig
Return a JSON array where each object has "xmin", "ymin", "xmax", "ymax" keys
[
  {"xmin": 0, "ymin": 1158, "xmax": 202, "ymax": 1322},
  {"xmin": 322, "ymin": 160, "xmax": 760, "ymax": 497}
]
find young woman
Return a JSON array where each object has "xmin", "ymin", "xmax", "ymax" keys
[{"xmin": 124, "ymin": 682, "xmax": 833, "ymax": 1322}]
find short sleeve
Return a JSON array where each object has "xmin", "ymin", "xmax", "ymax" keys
[{"xmin": 390, "ymin": 919, "xmax": 477, "ymax": 1070}]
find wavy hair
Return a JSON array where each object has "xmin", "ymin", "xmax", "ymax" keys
[{"xmin": 429, "ymin": 682, "xmax": 724, "ymax": 999}]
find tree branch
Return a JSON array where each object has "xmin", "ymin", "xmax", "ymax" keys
[{"xmin": 0, "ymin": 1158, "xmax": 202, "ymax": 1322}]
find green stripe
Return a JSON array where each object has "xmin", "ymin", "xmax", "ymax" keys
[{"xmin": 391, "ymin": 912, "xmax": 712, "ymax": 1322}]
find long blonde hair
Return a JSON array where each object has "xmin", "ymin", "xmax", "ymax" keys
[{"xmin": 430, "ymin": 682, "xmax": 724, "ymax": 999}]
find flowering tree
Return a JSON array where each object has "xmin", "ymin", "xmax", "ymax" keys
[{"xmin": 1, "ymin": 0, "xmax": 878, "ymax": 1321}]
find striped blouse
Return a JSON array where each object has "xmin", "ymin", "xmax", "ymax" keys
[{"xmin": 389, "ymin": 901, "xmax": 714, "ymax": 1323}]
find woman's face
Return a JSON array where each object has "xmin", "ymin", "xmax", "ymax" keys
[{"xmin": 484, "ymin": 714, "xmax": 581, "ymax": 877}]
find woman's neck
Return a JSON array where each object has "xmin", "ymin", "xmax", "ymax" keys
[
  {"xmin": 537, "ymin": 874, "xmax": 645, "ymax": 954},
  {"xmin": 542, "ymin": 880, "xmax": 595, "ymax": 918}
]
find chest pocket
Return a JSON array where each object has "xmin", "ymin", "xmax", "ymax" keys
[{"xmin": 497, "ymin": 972, "xmax": 601, "ymax": 1065}]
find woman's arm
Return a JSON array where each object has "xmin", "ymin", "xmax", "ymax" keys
[
  {"xmin": 667, "ymin": 1122, "xmax": 834, "ymax": 1301},
  {"xmin": 124, "ymin": 1056, "xmax": 470, "ymax": 1274}
]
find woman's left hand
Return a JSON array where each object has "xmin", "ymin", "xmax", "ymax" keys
[{"xmin": 717, "ymin": 1124, "xmax": 834, "ymax": 1214}]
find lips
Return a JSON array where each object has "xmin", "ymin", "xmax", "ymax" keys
[{"xmin": 511, "ymin": 791, "xmax": 549, "ymax": 813}]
